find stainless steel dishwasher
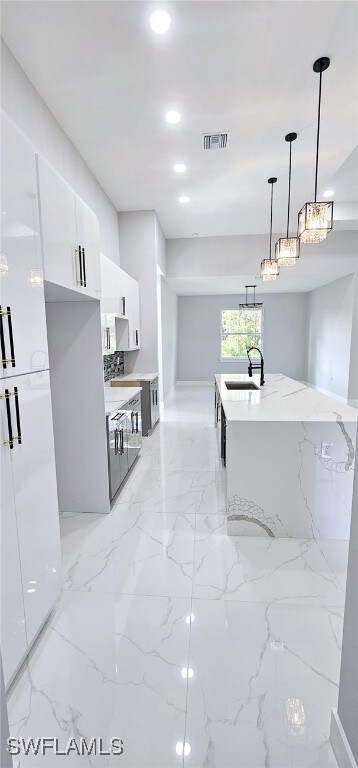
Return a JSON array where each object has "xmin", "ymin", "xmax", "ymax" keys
[
  {"xmin": 107, "ymin": 410, "xmax": 129, "ymax": 501},
  {"xmin": 122, "ymin": 393, "xmax": 142, "ymax": 469}
]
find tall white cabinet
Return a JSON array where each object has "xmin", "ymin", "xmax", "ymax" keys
[{"xmin": 0, "ymin": 111, "xmax": 62, "ymax": 688}]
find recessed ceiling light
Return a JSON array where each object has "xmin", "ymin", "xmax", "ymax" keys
[
  {"xmin": 175, "ymin": 742, "xmax": 191, "ymax": 757},
  {"xmin": 150, "ymin": 10, "xmax": 171, "ymax": 34},
  {"xmin": 179, "ymin": 195, "xmax": 189, "ymax": 204},
  {"xmin": 173, "ymin": 163, "xmax": 186, "ymax": 173},
  {"xmin": 165, "ymin": 110, "xmax": 181, "ymax": 125},
  {"xmin": 323, "ymin": 189, "xmax": 334, "ymax": 197}
]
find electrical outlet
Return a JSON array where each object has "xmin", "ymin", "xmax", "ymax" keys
[{"xmin": 321, "ymin": 442, "xmax": 333, "ymax": 459}]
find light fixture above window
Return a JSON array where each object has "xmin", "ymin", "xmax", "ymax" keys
[
  {"xmin": 298, "ymin": 57, "xmax": 333, "ymax": 244},
  {"xmin": 260, "ymin": 178, "xmax": 280, "ymax": 281},
  {"xmin": 239, "ymin": 285, "xmax": 262, "ymax": 310},
  {"xmin": 276, "ymin": 133, "xmax": 300, "ymax": 266}
]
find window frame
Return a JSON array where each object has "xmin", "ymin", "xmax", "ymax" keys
[{"xmin": 219, "ymin": 306, "xmax": 264, "ymax": 362}]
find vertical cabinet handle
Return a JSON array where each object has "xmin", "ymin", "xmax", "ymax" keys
[
  {"xmin": 82, "ymin": 246, "xmax": 87, "ymax": 288},
  {"xmin": 4, "ymin": 389, "xmax": 13, "ymax": 449},
  {"xmin": 0, "ymin": 306, "xmax": 16, "ymax": 368},
  {"xmin": 2, "ymin": 388, "xmax": 22, "ymax": 448},
  {"xmin": 0, "ymin": 307, "xmax": 7, "ymax": 369},
  {"xmin": 155, "ymin": 389, "xmax": 158, "ymax": 406},
  {"xmin": 13, "ymin": 387, "xmax": 22, "ymax": 445},
  {"xmin": 7, "ymin": 308, "xmax": 15, "ymax": 368},
  {"xmin": 106, "ymin": 327, "xmax": 110, "ymax": 350},
  {"xmin": 77, "ymin": 245, "xmax": 83, "ymax": 286},
  {"xmin": 135, "ymin": 330, "xmax": 138, "ymax": 346},
  {"xmin": 131, "ymin": 411, "xmax": 134, "ymax": 433},
  {"xmin": 135, "ymin": 412, "xmax": 139, "ymax": 433},
  {"xmin": 121, "ymin": 297, "xmax": 126, "ymax": 316},
  {"xmin": 120, "ymin": 428, "xmax": 124, "ymax": 454},
  {"xmin": 114, "ymin": 428, "xmax": 118, "ymax": 455}
]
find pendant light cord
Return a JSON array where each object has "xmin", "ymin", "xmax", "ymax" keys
[
  {"xmin": 314, "ymin": 69, "xmax": 322, "ymax": 202},
  {"xmin": 269, "ymin": 181, "xmax": 274, "ymax": 260},
  {"xmin": 286, "ymin": 141, "xmax": 292, "ymax": 238}
]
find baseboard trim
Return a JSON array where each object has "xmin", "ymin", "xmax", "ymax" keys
[
  {"xmin": 176, "ymin": 380, "xmax": 213, "ymax": 387},
  {"xmin": 330, "ymin": 709, "xmax": 358, "ymax": 768}
]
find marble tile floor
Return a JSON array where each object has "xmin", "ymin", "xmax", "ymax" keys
[{"xmin": 7, "ymin": 387, "xmax": 349, "ymax": 768}]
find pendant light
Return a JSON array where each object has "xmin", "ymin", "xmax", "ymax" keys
[
  {"xmin": 260, "ymin": 177, "xmax": 279, "ymax": 281},
  {"xmin": 239, "ymin": 285, "xmax": 262, "ymax": 310},
  {"xmin": 298, "ymin": 57, "xmax": 333, "ymax": 243},
  {"xmin": 276, "ymin": 133, "xmax": 300, "ymax": 265}
]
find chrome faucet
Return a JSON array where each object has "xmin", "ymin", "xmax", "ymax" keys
[{"xmin": 246, "ymin": 347, "xmax": 265, "ymax": 386}]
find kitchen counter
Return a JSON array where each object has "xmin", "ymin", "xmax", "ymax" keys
[
  {"xmin": 110, "ymin": 372, "xmax": 158, "ymax": 382},
  {"xmin": 215, "ymin": 373, "xmax": 357, "ymax": 540},
  {"xmin": 216, "ymin": 373, "xmax": 358, "ymax": 423},
  {"xmin": 104, "ymin": 386, "xmax": 142, "ymax": 416}
]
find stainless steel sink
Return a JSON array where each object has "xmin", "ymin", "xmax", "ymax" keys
[{"xmin": 224, "ymin": 381, "xmax": 260, "ymax": 391}]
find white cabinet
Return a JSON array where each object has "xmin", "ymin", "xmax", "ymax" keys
[
  {"xmin": 0, "ymin": 421, "xmax": 27, "ymax": 686},
  {"xmin": 101, "ymin": 312, "xmax": 117, "ymax": 356},
  {"xmin": 0, "ymin": 371, "xmax": 62, "ymax": 686},
  {"xmin": 1, "ymin": 112, "xmax": 49, "ymax": 378},
  {"xmin": 75, "ymin": 196, "xmax": 101, "ymax": 299},
  {"xmin": 116, "ymin": 271, "xmax": 140, "ymax": 352},
  {"xmin": 100, "ymin": 255, "xmax": 140, "ymax": 353},
  {"xmin": 37, "ymin": 156, "xmax": 101, "ymax": 299}
]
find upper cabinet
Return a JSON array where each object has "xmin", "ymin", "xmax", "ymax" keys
[
  {"xmin": 100, "ymin": 255, "xmax": 140, "ymax": 354},
  {"xmin": 36, "ymin": 156, "xmax": 101, "ymax": 300},
  {"xmin": 0, "ymin": 111, "xmax": 49, "ymax": 378}
]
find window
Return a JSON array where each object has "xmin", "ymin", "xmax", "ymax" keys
[{"xmin": 220, "ymin": 307, "xmax": 263, "ymax": 360}]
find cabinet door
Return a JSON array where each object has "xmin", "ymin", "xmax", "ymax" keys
[
  {"xmin": 102, "ymin": 313, "xmax": 117, "ymax": 355},
  {"xmin": 1, "ymin": 113, "xmax": 48, "ymax": 378},
  {"xmin": 118, "ymin": 268, "xmax": 129, "ymax": 318},
  {"xmin": 6, "ymin": 371, "xmax": 62, "ymax": 647},
  {"xmin": 101, "ymin": 254, "xmax": 122, "ymax": 315},
  {"xmin": 36, "ymin": 155, "xmax": 78, "ymax": 291},
  {"xmin": 0, "ymin": 394, "xmax": 27, "ymax": 687},
  {"xmin": 75, "ymin": 196, "xmax": 101, "ymax": 299},
  {"xmin": 128, "ymin": 279, "xmax": 140, "ymax": 350}
]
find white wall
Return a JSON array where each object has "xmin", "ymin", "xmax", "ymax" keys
[
  {"xmin": 306, "ymin": 275, "xmax": 355, "ymax": 401},
  {"xmin": 118, "ymin": 210, "xmax": 164, "ymax": 375},
  {"xmin": 161, "ymin": 278, "xmax": 178, "ymax": 400},
  {"xmin": 1, "ymin": 42, "xmax": 120, "ymax": 265},
  {"xmin": 177, "ymin": 292, "xmax": 308, "ymax": 382},
  {"xmin": 166, "ymin": 231, "xmax": 358, "ymax": 279},
  {"xmin": 336, "ymin": 441, "xmax": 358, "ymax": 763}
]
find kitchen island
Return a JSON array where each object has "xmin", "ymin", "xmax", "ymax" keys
[{"xmin": 215, "ymin": 373, "xmax": 357, "ymax": 539}]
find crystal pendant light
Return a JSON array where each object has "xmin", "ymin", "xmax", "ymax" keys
[
  {"xmin": 276, "ymin": 133, "xmax": 300, "ymax": 265},
  {"xmin": 298, "ymin": 57, "xmax": 333, "ymax": 243},
  {"xmin": 239, "ymin": 285, "xmax": 262, "ymax": 310},
  {"xmin": 260, "ymin": 178, "xmax": 279, "ymax": 281}
]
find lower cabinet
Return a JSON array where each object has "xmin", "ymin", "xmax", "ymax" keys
[{"xmin": 0, "ymin": 370, "xmax": 62, "ymax": 687}]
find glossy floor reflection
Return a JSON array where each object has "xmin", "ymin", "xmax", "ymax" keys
[{"xmin": 7, "ymin": 387, "xmax": 347, "ymax": 767}]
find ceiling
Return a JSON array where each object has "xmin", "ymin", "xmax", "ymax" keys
[{"xmin": 1, "ymin": 0, "xmax": 358, "ymax": 239}]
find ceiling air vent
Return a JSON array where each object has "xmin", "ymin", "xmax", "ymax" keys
[{"xmin": 202, "ymin": 132, "xmax": 229, "ymax": 150}]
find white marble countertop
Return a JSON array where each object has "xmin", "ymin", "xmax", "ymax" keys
[
  {"xmin": 110, "ymin": 373, "xmax": 158, "ymax": 382},
  {"xmin": 104, "ymin": 386, "xmax": 142, "ymax": 417},
  {"xmin": 215, "ymin": 373, "xmax": 358, "ymax": 423}
]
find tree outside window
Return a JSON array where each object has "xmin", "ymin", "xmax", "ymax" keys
[{"xmin": 221, "ymin": 307, "xmax": 263, "ymax": 359}]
